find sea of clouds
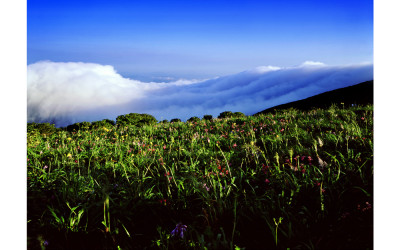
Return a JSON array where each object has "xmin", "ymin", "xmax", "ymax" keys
[{"xmin": 27, "ymin": 60, "xmax": 373, "ymax": 127}]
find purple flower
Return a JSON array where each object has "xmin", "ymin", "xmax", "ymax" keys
[
  {"xmin": 171, "ymin": 223, "xmax": 187, "ymax": 238},
  {"xmin": 43, "ymin": 240, "xmax": 49, "ymax": 246}
]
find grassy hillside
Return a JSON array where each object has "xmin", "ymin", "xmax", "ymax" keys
[
  {"xmin": 27, "ymin": 105, "xmax": 373, "ymax": 249},
  {"xmin": 255, "ymin": 80, "xmax": 373, "ymax": 115}
]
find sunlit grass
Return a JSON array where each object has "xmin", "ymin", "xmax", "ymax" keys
[{"xmin": 27, "ymin": 105, "xmax": 373, "ymax": 249}]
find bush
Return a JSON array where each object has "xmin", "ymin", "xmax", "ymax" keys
[
  {"xmin": 79, "ymin": 121, "xmax": 91, "ymax": 130},
  {"xmin": 218, "ymin": 111, "xmax": 234, "ymax": 119},
  {"xmin": 116, "ymin": 113, "xmax": 157, "ymax": 127},
  {"xmin": 27, "ymin": 122, "xmax": 57, "ymax": 135},
  {"xmin": 187, "ymin": 116, "xmax": 201, "ymax": 123},
  {"xmin": 203, "ymin": 115, "xmax": 213, "ymax": 120},
  {"xmin": 218, "ymin": 111, "xmax": 246, "ymax": 119},
  {"xmin": 170, "ymin": 118, "xmax": 182, "ymax": 123},
  {"xmin": 233, "ymin": 112, "xmax": 246, "ymax": 118},
  {"xmin": 66, "ymin": 122, "xmax": 91, "ymax": 132},
  {"xmin": 91, "ymin": 119, "xmax": 115, "ymax": 129}
]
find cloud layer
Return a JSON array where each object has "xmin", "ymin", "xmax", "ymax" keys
[{"xmin": 27, "ymin": 61, "xmax": 373, "ymax": 127}]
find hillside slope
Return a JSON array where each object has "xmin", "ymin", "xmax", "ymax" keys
[{"xmin": 255, "ymin": 80, "xmax": 373, "ymax": 115}]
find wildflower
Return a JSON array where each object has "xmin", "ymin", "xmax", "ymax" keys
[
  {"xmin": 43, "ymin": 165, "xmax": 48, "ymax": 170},
  {"xmin": 317, "ymin": 137, "xmax": 323, "ymax": 147},
  {"xmin": 67, "ymin": 138, "xmax": 72, "ymax": 141},
  {"xmin": 265, "ymin": 179, "xmax": 270, "ymax": 184},
  {"xmin": 233, "ymin": 143, "xmax": 237, "ymax": 148},
  {"xmin": 159, "ymin": 199, "xmax": 167, "ymax": 206},
  {"xmin": 261, "ymin": 164, "xmax": 269, "ymax": 174},
  {"xmin": 43, "ymin": 240, "xmax": 49, "ymax": 247},
  {"xmin": 362, "ymin": 202, "xmax": 372, "ymax": 212},
  {"xmin": 318, "ymin": 157, "xmax": 328, "ymax": 168},
  {"xmin": 171, "ymin": 223, "xmax": 187, "ymax": 238}
]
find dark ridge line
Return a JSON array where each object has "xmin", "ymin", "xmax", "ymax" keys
[{"xmin": 254, "ymin": 80, "xmax": 373, "ymax": 115}]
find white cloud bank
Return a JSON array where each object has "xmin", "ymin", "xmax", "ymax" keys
[{"xmin": 27, "ymin": 61, "xmax": 373, "ymax": 127}]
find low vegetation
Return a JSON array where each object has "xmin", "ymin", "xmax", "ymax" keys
[{"xmin": 27, "ymin": 105, "xmax": 373, "ymax": 249}]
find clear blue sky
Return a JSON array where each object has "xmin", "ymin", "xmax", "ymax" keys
[{"xmin": 28, "ymin": 0, "xmax": 373, "ymax": 79}]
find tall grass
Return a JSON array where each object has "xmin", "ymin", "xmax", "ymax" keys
[{"xmin": 27, "ymin": 105, "xmax": 373, "ymax": 249}]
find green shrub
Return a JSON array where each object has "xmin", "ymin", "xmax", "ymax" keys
[
  {"xmin": 27, "ymin": 122, "xmax": 57, "ymax": 135},
  {"xmin": 66, "ymin": 121, "xmax": 91, "ymax": 132},
  {"xmin": 91, "ymin": 119, "xmax": 115, "ymax": 129},
  {"xmin": 233, "ymin": 112, "xmax": 246, "ymax": 118},
  {"xmin": 116, "ymin": 113, "xmax": 157, "ymax": 127},
  {"xmin": 187, "ymin": 116, "xmax": 201, "ymax": 123},
  {"xmin": 170, "ymin": 118, "xmax": 182, "ymax": 123},
  {"xmin": 218, "ymin": 111, "xmax": 234, "ymax": 119}
]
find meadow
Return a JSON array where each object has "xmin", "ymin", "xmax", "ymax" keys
[{"xmin": 27, "ymin": 105, "xmax": 373, "ymax": 250}]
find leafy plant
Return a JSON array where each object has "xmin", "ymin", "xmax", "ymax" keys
[{"xmin": 28, "ymin": 105, "xmax": 373, "ymax": 249}]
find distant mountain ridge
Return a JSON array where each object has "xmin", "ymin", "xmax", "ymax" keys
[{"xmin": 254, "ymin": 80, "xmax": 373, "ymax": 115}]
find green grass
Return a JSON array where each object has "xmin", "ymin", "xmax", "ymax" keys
[{"xmin": 27, "ymin": 105, "xmax": 373, "ymax": 250}]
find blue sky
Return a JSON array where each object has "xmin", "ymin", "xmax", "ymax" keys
[{"xmin": 28, "ymin": 0, "xmax": 373, "ymax": 79}]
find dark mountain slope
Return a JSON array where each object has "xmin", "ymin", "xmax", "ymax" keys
[{"xmin": 255, "ymin": 80, "xmax": 373, "ymax": 115}]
